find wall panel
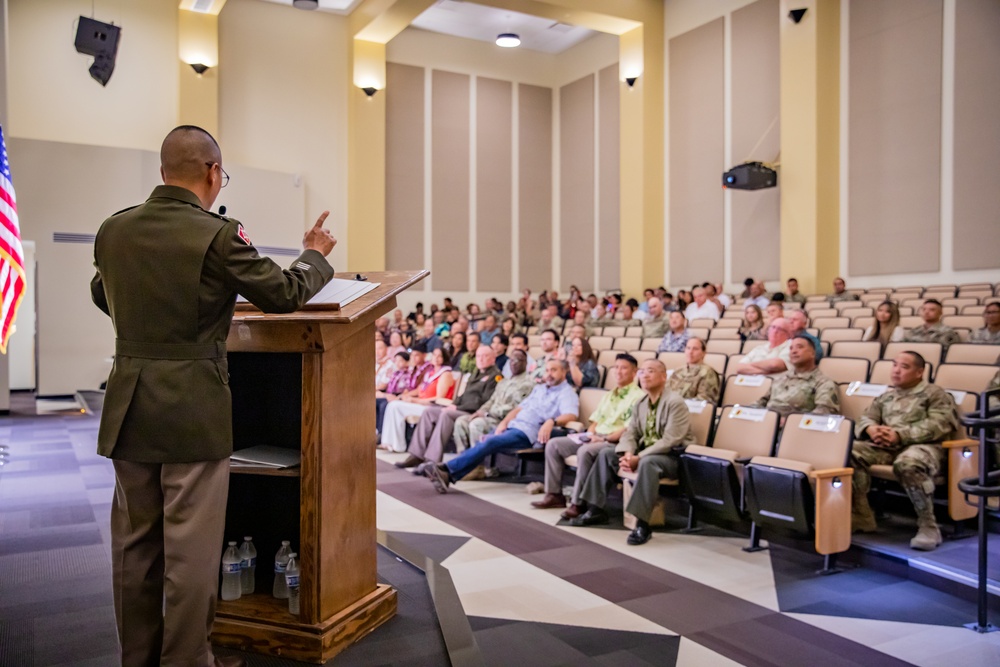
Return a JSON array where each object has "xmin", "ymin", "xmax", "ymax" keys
[
  {"xmin": 476, "ymin": 78, "xmax": 513, "ymax": 292},
  {"xmin": 598, "ymin": 65, "xmax": 620, "ymax": 292},
  {"xmin": 848, "ymin": 0, "xmax": 942, "ymax": 276},
  {"xmin": 385, "ymin": 63, "xmax": 425, "ymax": 272},
  {"xmin": 669, "ymin": 18, "xmax": 725, "ymax": 286},
  {"xmin": 560, "ymin": 75, "xmax": 595, "ymax": 292},
  {"xmin": 730, "ymin": 0, "xmax": 780, "ymax": 283},
  {"xmin": 519, "ymin": 84, "xmax": 553, "ymax": 292},
  {"xmin": 953, "ymin": 0, "xmax": 1000, "ymax": 271},
  {"xmin": 431, "ymin": 70, "xmax": 470, "ymax": 291}
]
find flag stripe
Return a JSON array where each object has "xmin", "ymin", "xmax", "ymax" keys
[{"xmin": 0, "ymin": 125, "xmax": 25, "ymax": 354}]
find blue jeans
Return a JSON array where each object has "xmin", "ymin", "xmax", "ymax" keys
[
  {"xmin": 446, "ymin": 428, "xmax": 531, "ymax": 481},
  {"xmin": 376, "ymin": 398, "xmax": 388, "ymax": 432}
]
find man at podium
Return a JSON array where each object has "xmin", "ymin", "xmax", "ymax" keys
[{"xmin": 90, "ymin": 126, "xmax": 336, "ymax": 667}]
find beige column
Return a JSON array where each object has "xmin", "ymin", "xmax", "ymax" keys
[
  {"xmin": 347, "ymin": 39, "xmax": 386, "ymax": 271},
  {"xmin": 178, "ymin": 9, "xmax": 219, "ymax": 137},
  {"xmin": 779, "ymin": 0, "xmax": 839, "ymax": 296}
]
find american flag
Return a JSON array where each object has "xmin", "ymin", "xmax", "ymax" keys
[{"xmin": 0, "ymin": 126, "xmax": 25, "ymax": 354}]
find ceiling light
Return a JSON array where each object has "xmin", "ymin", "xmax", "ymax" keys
[
  {"xmin": 496, "ymin": 33, "xmax": 520, "ymax": 48},
  {"xmin": 293, "ymin": 0, "xmax": 319, "ymax": 9}
]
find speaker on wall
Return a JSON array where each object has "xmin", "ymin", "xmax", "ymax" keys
[{"xmin": 74, "ymin": 17, "xmax": 121, "ymax": 86}]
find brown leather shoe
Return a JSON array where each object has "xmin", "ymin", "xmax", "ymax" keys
[
  {"xmin": 531, "ymin": 493, "xmax": 567, "ymax": 509},
  {"xmin": 395, "ymin": 454, "xmax": 424, "ymax": 469},
  {"xmin": 214, "ymin": 655, "xmax": 247, "ymax": 667},
  {"xmin": 560, "ymin": 503, "xmax": 586, "ymax": 520}
]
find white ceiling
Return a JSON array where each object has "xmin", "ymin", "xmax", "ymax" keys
[
  {"xmin": 256, "ymin": 0, "xmax": 597, "ymax": 54},
  {"xmin": 411, "ymin": 1, "xmax": 596, "ymax": 54}
]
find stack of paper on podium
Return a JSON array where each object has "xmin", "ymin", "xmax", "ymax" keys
[
  {"xmin": 230, "ymin": 445, "xmax": 301, "ymax": 469},
  {"xmin": 236, "ymin": 277, "xmax": 380, "ymax": 310}
]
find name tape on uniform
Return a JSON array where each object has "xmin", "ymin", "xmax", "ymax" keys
[{"xmin": 798, "ymin": 414, "xmax": 845, "ymax": 433}]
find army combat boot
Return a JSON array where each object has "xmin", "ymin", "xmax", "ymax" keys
[
  {"xmin": 851, "ymin": 498, "xmax": 878, "ymax": 533},
  {"xmin": 906, "ymin": 484, "xmax": 942, "ymax": 551}
]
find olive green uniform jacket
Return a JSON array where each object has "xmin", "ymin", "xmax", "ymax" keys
[{"xmin": 91, "ymin": 185, "xmax": 334, "ymax": 463}]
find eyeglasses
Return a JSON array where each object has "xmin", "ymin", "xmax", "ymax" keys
[{"xmin": 205, "ymin": 162, "xmax": 229, "ymax": 188}]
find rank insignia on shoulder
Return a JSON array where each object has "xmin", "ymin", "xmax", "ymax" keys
[{"xmin": 237, "ymin": 224, "xmax": 252, "ymax": 246}]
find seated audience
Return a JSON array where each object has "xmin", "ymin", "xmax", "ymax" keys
[
  {"xmin": 376, "ymin": 351, "xmax": 412, "ymax": 436},
  {"xmin": 739, "ymin": 277, "xmax": 755, "ymax": 299},
  {"xmin": 561, "ymin": 324, "xmax": 589, "ymax": 356},
  {"xmin": 785, "ymin": 277, "xmax": 807, "ymax": 305},
  {"xmin": 457, "ymin": 333, "xmax": 481, "ymax": 375},
  {"xmin": 675, "ymin": 290, "xmax": 693, "ymax": 312},
  {"xmin": 642, "ymin": 297, "xmax": 670, "ymax": 337},
  {"xmin": 533, "ymin": 328, "xmax": 561, "ymax": 375},
  {"xmin": 491, "ymin": 333, "xmax": 510, "ymax": 373},
  {"xmin": 536, "ymin": 305, "xmax": 565, "ymax": 333},
  {"xmin": 424, "ymin": 360, "xmax": 579, "ymax": 493},
  {"xmin": 503, "ymin": 333, "xmax": 537, "ymax": 377},
  {"xmin": 787, "ymin": 309, "xmax": 823, "ymax": 360},
  {"xmin": 668, "ymin": 338, "xmax": 721, "ymax": 403},
  {"xmin": 500, "ymin": 316, "xmax": 518, "ymax": 339},
  {"xmin": 573, "ymin": 309, "xmax": 598, "ymax": 337},
  {"xmin": 829, "ymin": 276, "xmax": 860, "ymax": 303},
  {"xmin": 656, "ymin": 311, "xmax": 690, "ymax": 353},
  {"xmin": 637, "ymin": 289, "xmax": 655, "ymax": 312},
  {"xmin": 863, "ymin": 301, "xmax": 906, "ymax": 352},
  {"xmin": 562, "ymin": 336, "xmax": 600, "ymax": 389},
  {"xmin": 764, "ymin": 301, "xmax": 785, "ymax": 327},
  {"xmin": 619, "ymin": 301, "xmax": 641, "ymax": 325},
  {"xmin": 447, "ymin": 331, "xmax": 468, "ymax": 368},
  {"xmin": 569, "ymin": 359, "xmax": 696, "ymax": 545},
  {"xmin": 414, "ymin": 319, "xmax": 445, "ymax": 354},
  {"xmin": 532, "ymin": 353, "xmax": 645, "ymax": 513},
  {"xmin": 380, "ymin": 347, "xmax": 455, "ymax": 452},
  {"xmin": 375, "ymin": 317, "xmax": 391, "ymax": 343},
  {"xmin": 396, "ymin": 320, "xmax": 415, "ymax": 348},
  {"xmin": 740, "ymin": 304, "xmax": 767, "ymax": 341},
  {"xmin": 735, "ymin": 318, "xmax": 793, "ymax": 376},
  {"xmin": 477, "ymin": 314, "xmax": 501, "ymax": 345},
  {"xmin": 452, "ymin": 350, "xmax": 536, "ymax": 455},
  {"xmin": 452, "ymin": 315, "xmax": 470, "ymax": 335},
  {"xmin": 396, "ymin": 346, "xmax": 502, "ymax": 469},
  {"xmin": 743, "ymin": 282, "xmax": 770, "ymax": 309},
  {"xmin": 592, "ymin": 304, "xmax": 609, "ymax": 322},
  {"xmin": 705, "ymin": 283, "xmax": 731, "ymax": 310},
  {"xmin": 386, "ymin": 330, "xmax": 406, "ymax": 359},
  {"xmin": 375, "ymin": 339, "xmax": 394, "ymax": 391},
  {"xmin": 751, "ymin": 335, "xmax": 839, "ymax": 420},
  {"xmin": 850, "ymin": 351, "xmax": 962, "ymax": 551},
  {"xmin": 970, "ymin": 302, "xmax": 1000, "ymax": 344},
  {"xmin": 683, "ymin": 287, "xmax": 722, "ymax": 322},
  {"xmin": 902, "ymin": 299, "xmax": 960, "ymax": 349},
  {"xmin": 432, "ymin": 310, "xmax": 450, "ymax": 337}
]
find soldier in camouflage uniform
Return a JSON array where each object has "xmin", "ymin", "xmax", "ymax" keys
[
  {"xmin": 668, "ymin": 338, "xmax": 721, "ymax": 403},
  {"xmin": 454, "ymin": 350, "xmax": 537, "ymax": 451},
  {"xmin": 642, "ymin": 297, "xmax": 670, "ymax": 339},
  {"xmin": 850, "ymin": 351, "xmax": 962, "ymax": 551},
  {"xmin": 969, "ymin": 303, "xmax": 1000, "ymax": 344},
  {"xmin": 902, "ymin": 299, "xmax": 960, "ymax": 350},
  {"xmin": 828, "ymin": 277, "xmax": 860, "ymax": 304},
  {"xmin": 752, "ymin": 335, "xmax": 839, "ymax": 419}
]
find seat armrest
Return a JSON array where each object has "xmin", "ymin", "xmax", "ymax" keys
[
  {"xmin": 811, "ymin": 467, "xmax": 854, "ymax": 480},
  {"xmin": 735, "ymin": 456, "xmax": 752, "ymax": 465},
  {"xmin": 942, "ymin": 438, "xmax": 978, "ymax": 450},
  {"xmin": 564, "ymin": 421, "xmax": 585, "ymax": 433}
]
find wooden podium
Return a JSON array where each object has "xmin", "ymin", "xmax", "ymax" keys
[{"xmin": 211, "ymin": 270, "xmax": 428, "ymax": 663}]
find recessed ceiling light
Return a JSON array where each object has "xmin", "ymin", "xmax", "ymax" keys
[
  {"xmin": 293, "ymin": 0, "xmax": 319, "ymax": 9},
  {"xmin": 496, "ymin": 33, "xmax": 521, "ymax": 48}
]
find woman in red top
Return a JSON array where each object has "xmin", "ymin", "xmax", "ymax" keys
[{"xmin": 379, "ymin": 348, "xmax": 456, "ymax": 452}]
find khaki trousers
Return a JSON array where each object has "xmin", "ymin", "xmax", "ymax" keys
[{"xmin": 112, "ymin": 458, "xmax": 230, "ymax": 667}]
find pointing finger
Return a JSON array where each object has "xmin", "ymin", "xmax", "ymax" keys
[{"xmin": 313, "ymin": 211, "xmax": 330, "ymax": 229}]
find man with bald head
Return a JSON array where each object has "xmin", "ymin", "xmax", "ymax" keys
[
  {"xmin": 91, "ymin": 125, "xmax": 335, "ymax": 667},
  {"xmin": 683, "ymin": 287, "xmax": 722, "ymax": 322},
  {"xmin": 735, "ymin": 318, "xmax": 794, "ymax": 375}
]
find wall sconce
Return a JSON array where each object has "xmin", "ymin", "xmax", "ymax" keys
[
  {"xmin": 361, "ymin": 86, "xmax": 379, "ymax": 97},
  {"xmin": 190, "ymin": 63, "xmax": 210, "ymax": 76},
  {"xmin": 625, "ymin": 76, "xmax": 638, "ymax": 88}
]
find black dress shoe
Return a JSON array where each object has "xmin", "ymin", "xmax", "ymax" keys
[
  {"xmin": 568, "ymin": 506, "xmax": 610, "ymax": 527},
  {"xmin": 395, "ymin": 454, "xmax": 424, "ymax": 469},
  {"xmin": 214, "ymin": 654, "xmax": 247, "ymax": 667},
  {"xmin": 627, "ymin": 519, "xmax": 652, "ymax": 545}
]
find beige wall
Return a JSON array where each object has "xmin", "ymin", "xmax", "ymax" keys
[
  {"xmin": 385, "ymin": 63, "xmax": 425, "ymax": 274},
  {"xmin": 519, "ymin": 83, "xmax": 553, "ymax": 294},
  {"xmin": 559, "ymin": 74, "xmax": 595, "ymax": 292},
  {"xmin": 218, "ymin": 0, "xmax": 349, "ymax": 271},
  {"xmin": 8, "ymin": 0, "xmax": 178, "ymax": 151},
  {"xmin": 430, "ymin": 70, "xmax": 471, "ymax": 291},
  {"xmin": 476, "ymin": 77, "xmax": 513, "ymax": 292}
]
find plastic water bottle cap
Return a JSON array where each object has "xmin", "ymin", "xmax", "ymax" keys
[
  {"xmin": 228, "ymin": 541, "xmax": 237, "ymax": 546},
  {"xmin": 281, "ymin": 540, "xmax": 290, "ymax": 545},
  {"xmin": 289, "ymin": 553, "xmax": 297, "ymax": 558},
  {"xmin": 244, "ymin": 536, "xmax": 252, "ymax": 541}
]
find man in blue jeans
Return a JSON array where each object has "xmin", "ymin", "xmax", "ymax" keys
[{"xmin": 425, "ymin": 359, "xmax": 579, "ymax": 493}]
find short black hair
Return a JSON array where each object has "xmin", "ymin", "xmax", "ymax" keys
[
  {"xmin": 395, "ymin": 351, "xmax": 410, "ymax": 362},
  {"xmin": 787, "ymin": 277, "xmax": 798, "ymax": 283},
  {"xmin": 771, "ymin": 292, "xmax": 786, "ymax": 302},
  {"xmin": 626, "ymin": 298, "xmax": 640, "ymax": 308},
  {"xmin": 410, "ymin": 341, "xmax": 428, "ymax": 354},
  {"xmin": 541, "ymin": 328, "xmax": 560, "ymax": 339},
  {"xmin": 901, "ymin": 350, "xmax": 927, "ymax": 370},
  {"xmin": 923, "ymin": 299, "xmax": 943, "ymax": 308},
  {"xmin": 744, "ymin": 278, "xmax": 755, "ymax": 286},
  {"xmin": 616, "ymin": 353, "xmax": 638, "ymax": 368},
  {"xmin": 511, "ymin": 332, "xmax": 528, "ymax": 344},
  {"xmin": 493, "ymin": 333, "xmax": 509, "ymax": 346}
]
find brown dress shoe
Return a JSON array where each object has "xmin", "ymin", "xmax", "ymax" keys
[
  {"xmin": 560, "ymin": 503, "xmax": 586, "ymax": 520},
  {"xmin": 531, "ymin": 493, "xmax": 567, "ymax": 509},
  {"xmin": 395, "ymin": 454, "xmax": 424, "ymax": 469}
]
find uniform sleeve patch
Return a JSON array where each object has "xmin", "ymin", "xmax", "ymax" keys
[
  {"xmin": 237, "ymin": 224, "xmax": 252, "ymax": 246},
  {"xmin": 295, "ymin": 262, "xmax": 312, "ymax": 271}
]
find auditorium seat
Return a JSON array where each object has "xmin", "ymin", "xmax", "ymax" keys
[
  {"xmin": 829, "ymin": 341, "xmax": 882, "ymax": 365},
  {"xmin": 942, "ymin": 315, "xmax": 984, "ymax": 331},
  {"xmin": 945, "ymin": 343, "xmax": 1000, "ymax": 365},
  {"xmin": 624, "ymin": 327, "xmax": 642, "ymax": 338},
  {"xmin": 933, "ymin": 363, "xmax": 998, "ymax": 395},
  {"xmin": 703, "ymin": 352, "xmax": 728, "ymax": 376},
  {"xmin": 589, "ymin": 335, "xmax": 614, "ymax": 351},
  {"xmin": 601, "ymin": 325, "xmax": 626, "ymax": 338},
  {"xmin": 690, "ymin": 318, "xmax": 716, "ymax": 330},
  {"xmin": 744, "ymin": 413, "xmax": 855, "ymax": 571},
  {"xmin": 818, "ymin": 357, "xmax": 870, "ymax": 384},
  {"xmin": 720, "ymin": 375, "xmax": 772, "ymax": 407},
  {"xmin": 742, "ymin": 339, "xmax": 768, "ymax": 354},
  {"xmin": 812, "ymin": 317, "xmax": 851, "ymax": 332},
  {"xmin": 884, "ymin": 341, "xmax": 943, "ymax": 370},
  {"xmin": 870, "ymin": 359, "xmax": 932, "ymax": 384},
  {"xmin": 707, "ymin": 339, "xmax": 742, "ymax": 356},
  {"xmin": 961, "ymin": 304, "xmax": 986, "ymax": 316},
  {"xmin": 615, "ymin": 337, "xmax": 641, "ymax": 351},
  {"xmin": 715, "ymin": 317, "xmax": 742, "ymax": 328},
  {"xmin": 839, "ymin": 307, "xmax": 874, "ymax": 320},
  {"xmin": 688, "ymin": 326, "xmax": 710, "ymax": 340},
  {"xmin": 837, "ymin": 382, "xmax": 878, "ymax": 423},
  {"xmin": 709, "ymin": 327, "xmax": 741, "ymax": 340},
  {"xmin": 657, "ymin": 351, "xmax": 686, "ymax": 371},
  {"xmin": 820, "ymin": 328, "xmax": 864, "ymax": 344},
  {"xmin": 631, "ymin": 350, "xmax": 657, "ymax": 364}
]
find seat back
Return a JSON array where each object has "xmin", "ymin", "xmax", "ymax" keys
[
  {"xmin": 684, "ymin": 399, "xmax": 716, "ymax": 445},
  {"xmin": 455, "ymin": 372, "xmax": 470, "ymax": 398},
  {"xmin": 812, "ymin": 317, "xmax": 851, "ymax": 331},
  {"xmin": 840, "ymin": 307, "xmax": 874, "ymax": 320},
  {"xmin": 818, "ymin": 357, "xmax": 870, "ymax": 384},
  {"xmin": 742, "ymin": 339, "xmax": 768, "ymax": 354},
  {"xmin": 720, "ymin": 376, "xmax": 773, "ymax": 412},
  {"xmin": 820, "ymin": 327, "xmax": 863, "ymax": 343},
  {"xmin": 631, "ymin": 350, "xmax": 657, "ymax": 364},
  {"xmin": 615, "ymin": 337, "xmax": 641, "ymax": 351},
  {"xmin": 703, "ymin": 352, "xmax": 728, "ymax": 376},
  {"xmin": 830, "ymin": 341, "xmax": 881, "ymax": 365},
  {"xmin": 640, "ymin": 337, "xmax": 661, "ymax": 351},
  {"xmin": 945, "ymin": 343, "xmax": 1000, "ymax": 365},
  {"xmin": 578, "ymin": 387, "xmax": 606, "ymax": 425},
  {"xmin": 601, "ymin": 326, "xmax": 626, "ymax": 338},
  {"xmin": 899, "ymin": 316, "xmax": 925, "ymax": 329},
  {"xmin": 776, "ymin": 413, "xmax": 854, "ymax": 470},
  {"xmin": 688, "ymin": 326, "xmax": 710, "ymax": 340},
  {"xmin": 870, "ymin": 359, "xmax": 932, "ymax": 384},
  {"xmin": 707, "ymin": 339, "xmax": 743, "ymax": 356},
  {"xmin": 589, "ymin": 335, "xmax": 614, "ymax": 351},
  {"xmin": 657, "ymin": 351, "xmax": 686, "ymax": 370},
  {"xmin": 836, "ymin": 383, "xmax": 883, "ymax": 422},
  {"xmin": 712, "ymin": 405, "xmax": 780, "ymax": 458},
  {"xmin": 933, "ymin": 363, "xmax": 998, "ymax": 394},
  {"xmin": 725, "ymin": 354, "xmax": 746, "ymax": 377},
  {"xmin": 690, "ymin": 318, "xmax": 716, "ymax": 330},
  {"xmin": 597, "ymin": 350, "xmax": 619, "ymax": 367},
  {"xmin": 709, "ymin": 327, "xmax": 742, "ymax": 339},
  {"xmin": 884, "ymin": 341, "xmax": 943, "ymax": 370}
]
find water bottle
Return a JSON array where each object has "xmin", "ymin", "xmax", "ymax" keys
[
  {"xmin": 221, "ymin": 542, "xmax": 242, "ymax": 601},
  {"xmin": 286, "ymin": 553, "xmax": 300, "ymax": 616},
  {"xmin": 272, "ymin": 540, "xmax": 292, "ymax": 599},
  {"xmin": 239, "ymin": 536, "xmax": 257, "ymax": 595}
]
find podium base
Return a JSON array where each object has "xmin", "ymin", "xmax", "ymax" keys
[{"xmin": 212, "ymin": 584, "xmax": 397, "ymax": 664}]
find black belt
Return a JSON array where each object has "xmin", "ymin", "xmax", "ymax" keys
[{"xmin": 115, "ymin": 340, "xmax": 226, "ymax": 360}]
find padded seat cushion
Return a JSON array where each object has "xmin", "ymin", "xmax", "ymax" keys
[
  {"xmin": 685, "ymin": 444, "xmax": 738, "ymax": 462},
  {"xmin": 564, "ymin": 454, "xmax": 578, "ymax": 468},
  {"xmin": 748, "ymin": 456, "xmax": 815, "ymax": 477}
]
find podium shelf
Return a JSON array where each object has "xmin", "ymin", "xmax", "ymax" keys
[{"xmin": 229, "ymin": 464, "xmax": 301, "ymax": 478}]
